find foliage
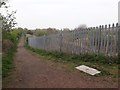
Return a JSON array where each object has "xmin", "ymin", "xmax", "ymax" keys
[
  {"xmin": 34, "ymin": 30, "xmax": 47, "ymax": 36},
  {"xmin": 75, "ymin": 24, "xmax": 87, "ymax": 30},
  {"xmin": 33, "ymin": 28, "xmax": 60, "ymax": 36},
  {"xmin": 0, "ymin": 0, "xmax": 17, "ymax": 31},
  {"xmin": 3, "ymin": 29, "xmax": 21, "ymax": 43},
  {"xmin": 0, "ymin": 0, "xmax": 7, "ymax": 8},
  {"xmin": 25, "ymin": 44, "xmax": 118, "ymax": 76},
  {"xmin": 2, "ymin": 11, "xmax": 17, "ymax": 31},
  {"xmin": 2, "ymin": 29, "xmax": 22, "ymax": 78},
  {"xmin": 1, "ymin": 0, "xmax": 23, "ymax": 78},
  {"xmin": 25, "ymin": 45, "xmax": 118, "ymax": 64},
  {"xmin": 26, "ymin": 30, "xmax": 33, "ymax": 35},
  {"xmin": 2, "ymin": 46, "xmax": 17, "ymax": 78}
]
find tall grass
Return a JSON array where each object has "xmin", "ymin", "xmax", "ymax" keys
[
  {"xmin": 25, "ymin": 43, "xmax": 119, "ymax": 76},
  {"xmin": 2, "ymin": 47, "xmax": 17, "ymax": 78},
  {"xmin": 2, "ymin": 29, "xmax": 22, "ymax": 78},
  {"xmin": 25, "ymin": 44, "xmax": 118, "ymax": 65}
]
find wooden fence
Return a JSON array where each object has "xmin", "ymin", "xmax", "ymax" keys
[{"xmin": 28, "ymin": 23, "xmax": 119, "ymax": 57}]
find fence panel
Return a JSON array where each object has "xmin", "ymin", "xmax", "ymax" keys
[{"xmin": 28, "ymin": 23, "xmax": 118, "ymax": 57}]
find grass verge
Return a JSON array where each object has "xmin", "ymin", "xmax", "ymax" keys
[
  {"xmin": 2, "ymin": 30, "xmax": 22, "ymax": 78},
  {"xmin": 2, "ymin": 44, "xmax": 18, "ymax": 78},
  {"xmin": 25, "ymin": 44, "xmax": 118, "ymax": 77}
]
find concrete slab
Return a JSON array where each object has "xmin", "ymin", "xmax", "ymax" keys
[{"xmin": 75, "ymin": 65, "xmax": 101, "ymax": 76}]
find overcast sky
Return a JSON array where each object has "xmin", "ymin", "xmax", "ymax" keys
[{"xmin": 7, "ymin": 0, "xmax": 119, "ymax": 29}]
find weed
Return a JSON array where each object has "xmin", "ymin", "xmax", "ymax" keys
[
  {"xmin": 25, "ymin": 44, "xmax": 118, "ymax": 76},
  {"xmin": 2, "ymin": 30, "xmax": 22, "ymax": 78}
]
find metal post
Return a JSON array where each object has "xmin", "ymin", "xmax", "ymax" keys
[
  {"xmin": 118, "ymin": 1, "xmax": 120, "ymax": 64},
  {"xmin": 59, "ymin": 30, "xmax": 63, "ymax": 52}
]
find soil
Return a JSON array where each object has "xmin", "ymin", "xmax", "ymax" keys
[{"xmin": 3, "ymin": 37, "xmax": 118, "ymax": 88}]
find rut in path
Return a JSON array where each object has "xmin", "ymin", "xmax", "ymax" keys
[{"xmin": 3, "ymin": 37, "xmax": 118, "ymax": 88}]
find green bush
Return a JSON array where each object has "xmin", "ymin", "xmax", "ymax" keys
[{"xmin": 2, "ymin": 29, "xmax": 22, "ymax": 78}]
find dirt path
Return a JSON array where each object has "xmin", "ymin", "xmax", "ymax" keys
[{"xmin": 3, "ymin": 37, "xmax": 118, "ymax": 88}]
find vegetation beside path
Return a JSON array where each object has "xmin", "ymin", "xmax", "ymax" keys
[
  {"xmin": 25, "ymin": 44, "xmax": 118, "ymax": 77},
  {"xmin": 2, "ymin": 29, "xmax": 22, "ymax": 78}
]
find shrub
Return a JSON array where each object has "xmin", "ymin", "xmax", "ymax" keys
[
  {"xmin": 2, "ymin": 39, "xmax": 14, "ymax": 52},
  {"xmin": 2, "ymin": 29, "xmax": 22, "ymax": 78}
]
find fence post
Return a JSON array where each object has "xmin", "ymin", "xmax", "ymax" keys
[
  {"xmin": 43, "ymin": 35, "xmax": 46, "ymax": 50},
  {"xmin": 95, "ymin": 26, "xmax": 98, "ymax": 54},
  {"xmin": 59, "ymin": 30, "xmax": 63, "ymax": 52},
  {"xmin": 92, "ymin": 27, "xmax": 95, "ymax": 53},
  {"xmin": 104, "ymin": 25, "xmax": 107, "ymax": 56},
  {"xmin": 100, "ymin": 25, "xmax": 104, "ymax": 53},
  {"xmin": 89, "ymin": 27, "xmax": 93, "ymax": 53},
  {"xmin": 111, "ymin": 23, "xmax": 115, "ymax": 56},
  {"xmin": 118, "ymin": 23, "xmax": 120, "ymax": 61},
  {"xmin": 98, "ymin": 25, "xmax": 101, "ymax": 53}
]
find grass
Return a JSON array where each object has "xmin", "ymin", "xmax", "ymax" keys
[
  {"xmin": 2, "ymin": 29, "xmax": 22, "ymax": 78},
  {"xmin": 2, "ymin": 45, "xmax": 17, "ymax": 78},
  {"xmin": 25, "ymin": 44, "xmax": 118, "ymax": 77},
  {"xmin": 0, "ymin": 54, "xmax": 2, "ymax": 81}
]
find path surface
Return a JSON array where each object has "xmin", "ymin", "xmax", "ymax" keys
[{"xmin": 3, "ymin": 37, "xmax": 118, "ymax": 88}]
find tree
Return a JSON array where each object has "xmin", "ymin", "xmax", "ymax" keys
[
  {"xmin": 0, "ymin": 0, "xmax": 7, "ymax": 8},
  {"xmin": 63, "ymin": 28, "xmax": 70, "ymax": 32},
  {"xmin": 27, "ymin": 30, "xmax": 33, "ymax": 35},
  {"xmin": 2, "ymin": 11, "xmax": 17, "ymax": 31},
  {"xmin": 76, "ymin": 24, "xmax": 87, "ymax": 30},
  {"xmin": 0, "ymin": 0, "xmax": 17, "ymax": 31}
]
